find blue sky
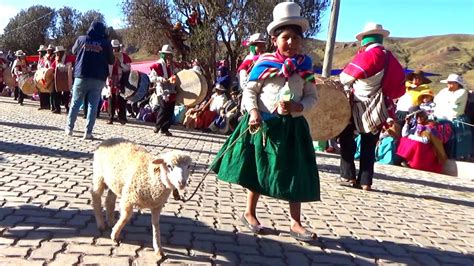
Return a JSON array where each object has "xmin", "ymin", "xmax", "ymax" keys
[{"xmin": 1, "ymin": 0, "xmax": 473, "ymax": 41}]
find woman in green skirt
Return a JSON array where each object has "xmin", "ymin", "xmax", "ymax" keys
[{"xmin": 211, "ymin": 2, "xmax": 319, "ymax": 242}]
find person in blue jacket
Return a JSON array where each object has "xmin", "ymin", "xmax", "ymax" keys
[{"xmin": 65, "ymin": 21, "xmax": 114, "ymax": 139}]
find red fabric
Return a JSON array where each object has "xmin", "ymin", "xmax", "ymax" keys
[
  {"xmin": 50, "ymin": 55, "xmax": 75, "ymax": 69},
  {"xmin": 131, "ymin": 60, "xmax": 155, "ymax": 73},
  {"xmin": 188, "ymin": 15, "xmax": 198, "ymax": 26},
  {"xmin": 196, "ymin": 110, "xmax": 217, "ymax": 129},
  {"xmin": 396, "ymin": 137, "xmax": 444, "ymax": 173},
  {"xmin": 150, "ymin": 61, "xmax": 172, "ymax": 79},
  {"xmin": 342, "ymin": 46, "xmax": 405, "ymax": 99},
  {"xmin": 237, "ymin": 55, "xmax": 259, "ymax": 73},
  {"xmin": 112, "ymin": 53, "xmax": 132, "ymax": 75},
  {"xmin": 26, "ymin": 55, "xmax": 39, "ymax": 64}
]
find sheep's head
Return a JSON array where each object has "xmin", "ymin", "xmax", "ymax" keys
[{"xmin": 152, "ymin": 151, "xmax": 192, "ymax": 190}]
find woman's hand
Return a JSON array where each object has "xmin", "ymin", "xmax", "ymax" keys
[
  {"xmin": 279, "ymin": 100, "xmax": 303, "ymax": 114},
  {"xmin": 249, "ymin": 109, "xmax": 262, "ymax": 126}
]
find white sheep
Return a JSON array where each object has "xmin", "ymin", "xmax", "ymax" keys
[{"xmin": 91, "ymin": 138, "xmax": 192, "ymax": 258}]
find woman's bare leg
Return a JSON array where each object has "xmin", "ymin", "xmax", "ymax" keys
[
  {"xmin": 289, "ymin": 202, "xmax": 306, "ymax": 233},
  {"xmin": 244, "ymin": 189, "xmax": 260, "ymax": 225}
]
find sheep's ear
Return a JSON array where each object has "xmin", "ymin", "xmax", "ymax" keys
[{"xmin": 152, "ymin": 158, "xmax": 164, "ymax": 165}]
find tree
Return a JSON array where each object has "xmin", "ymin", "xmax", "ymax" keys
[
  {"xmin": 2, "ymin": 5, "xmax": 56, "ymax": 54},
  {"xmin": 121, "ymin": 0, "xmax": 329, "ymax": 83},
  {"xmin": 53, "ymin": 6, "xmax": 81, "ymax": 50},
  {"xmin": 121, "ymin": 0, "xmax": 173, "ymax": 55},
  {"xmin": 76, "ymin": 10, "xmax": 106, "ymax": 36}
]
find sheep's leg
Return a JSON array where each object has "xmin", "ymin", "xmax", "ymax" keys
[
  {"xmin": 151, "ymin": 207, "xmax": 164, "ymax": 258},
  {"xmin": 110, "ymin": 201, "xmax": 133, "ymax": 242},
  {"xmin": 105, "ymin": 190, "xmax": 117, "ymax": 227},
  {"xmin": 91, "ymin": 176, "xmax": 106, "ymax": 230}
]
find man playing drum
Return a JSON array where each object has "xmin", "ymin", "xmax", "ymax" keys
[
  {"xmin": 11, "ymin": 50, "xmax": 30, "ymax": 106},
  {"xmin": 51, "ymin": 46, "xmax": 74, "ymax": 114},
  {"xmin": 338, "ymin": 23, "xmax": 405, "ymax": 191},
  {"xmin": 150, "ymin": 44, "xmax": 178, "ymax": 136},
  {"xmin": 107, "ymin": 39, "xmax": 131, "ymax": 125}
]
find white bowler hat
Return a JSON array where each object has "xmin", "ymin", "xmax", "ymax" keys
[
  {"xmin": 248, "ymin": 33, "xmax": 266, "ymax": 45},
  {"xmin": 46, "ymin": 44, "xmax": 55, "ymax": 50},
  {"xmin": 159, "ymin": 44, "xmax": 174, "ymax": 54},
  {"xmin": 37, "ymin": 45, "xmax": 46, "ymax": 52},
  {"xmin": 54, "ymin": 45, "xmax": 66, "ymax": 53},
  {"xmin": 15, "ymin": 50, "xmax": 26, "ymax": 57},
  {"xmin": 266, "ymin": 2, "xmax": 309, "ymax": 36},
  {"xmin": 111, "ymin": 39, "xmax": 122, "ymax": 48},
  {"xmin": 356, "ymin": 22, "xmax": 390, "ymax": 41},
  {"xmin": 441, "ymin": 74, "xmax": 465, "ymax": 87}
]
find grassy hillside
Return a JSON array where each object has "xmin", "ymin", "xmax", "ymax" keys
[
  {"xmin": 129, "ymin": 34, "xmax": 474, "ymax": 92},
  {"xmin": 306, "ymin": 34, "xmax": 474, "ymax": 92}
]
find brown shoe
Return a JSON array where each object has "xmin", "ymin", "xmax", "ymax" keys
[
  {"xmin": 362, "ymin": 185, "xmax": 372, "ymax": 191},
  {"xmin": 106, "ymin": 120, "xmax": 113, "ymax": 124}
]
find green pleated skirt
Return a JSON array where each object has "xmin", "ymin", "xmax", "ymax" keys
[{"xmin": 211, "ymin": 113, "xmax": 320, "ymax": 202}]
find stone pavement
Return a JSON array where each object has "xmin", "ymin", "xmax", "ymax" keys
[{"xmin": 0, "ymin": 96, "xmax": 473, "ymax": 266}]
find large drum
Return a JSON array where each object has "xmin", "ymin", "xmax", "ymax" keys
[
  {"xmin": 175, "ymin": 69, "xmax": 208, "ymax": 107},
  {"xmin": 120, "ymin": 70, "xmax": 150, "ymax": 103},
  {"xmin": 2, "ymin": 67, "xmax": 16, "ymax": 88},
  {"xmin": 34, "ymin": 68, "xmax": 54, "ymax": 93},
  {"xmin": 305, "ymin": 77, "xmax": 351, "ymax": 141},
  {"xmin": 18, "ymin": 73, "xmax": 36, "ymax": 95},
  {"xmin": 55, "ymin": 64, "xmax": 73, "ymax": 92}
]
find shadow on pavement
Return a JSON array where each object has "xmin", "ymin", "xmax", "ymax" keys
[
  {"xmin": 375, "ymin": 172, "xmax": 474, "ymax": 193},
  {"xmin": 0, "ymin": 121, "xmax": 63, "ymax": 131},
  {"xmin": 319, "ymin": 162, "xmax": 474, "ymax": 193},
  {"xmin": 0, "ymin": 141, "xmax": 91, "ymax": 159},
  {"xmin": 371, "ymin": 189, "xmax": 474, "ymax": 208},
  {"xmin": 0, "ymin": 204, "xmax": 471, "ymax": 265}
]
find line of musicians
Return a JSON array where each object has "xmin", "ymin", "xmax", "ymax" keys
[{"xmin": 7, "ymin": 40, "xmax": 131, "ymax": 122}]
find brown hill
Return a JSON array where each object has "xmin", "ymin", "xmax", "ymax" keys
[
  {"xmin": 128, "ymin": 34, "xmax": 474, "ymax": 91},
  {"xmin": 306, "ymin": 34, "xmax": 474, "ymax": 92}
]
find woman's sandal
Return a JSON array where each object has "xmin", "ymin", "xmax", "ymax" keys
[
  {"xmin": 240, "ymin": 215, "xmax": 263, "ymax": 234},
  {"xmin": 290, "ymin": 229, "xmax": 317, "ymax": 242},
  {"xmin": 336, "ymin": 177, "xmax": 356, "ymax": 187}
]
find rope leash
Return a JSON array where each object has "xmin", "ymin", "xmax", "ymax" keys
[
  {"xmin": 453, "ymin": 119, "xmax": 474, "ymax": 127},
  {"xmin": 179, "ymin": 124, "xmax": 261, "ymax": 202}
]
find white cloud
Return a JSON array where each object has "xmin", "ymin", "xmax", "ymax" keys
[{"xmin": 0, "ymin": 5, "xmax": 19, "ymax": 34}]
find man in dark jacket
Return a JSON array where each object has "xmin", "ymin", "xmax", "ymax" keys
[{"xmin": 65, "ymin": 21, "xmax": 114, "ymax": 139}]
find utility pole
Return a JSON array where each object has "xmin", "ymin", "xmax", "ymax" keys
[{"xmin": 321, "ymin": 0, "xmax": 340, "ymax": 78}]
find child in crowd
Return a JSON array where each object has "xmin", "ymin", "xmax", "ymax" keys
[
  {"xmin": 396, "ymin": 109, "xmax": 447, "ymax": 173},
  {"xmin": 418, "ymin": 90, "xmax": 436, "ymax": 120}
]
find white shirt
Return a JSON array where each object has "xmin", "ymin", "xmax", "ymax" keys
[
  {"xmin": 243, "ymin": 74, "xmax": 317, "ymax": 117},
  {"xmin": 433, "ymin": 87, "xmax": 468, "ymax": 120}
]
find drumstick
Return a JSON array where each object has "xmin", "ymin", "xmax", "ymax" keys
[{"xmin": 406, "ymin": 109, "xmax": 422, "ymax": 118}]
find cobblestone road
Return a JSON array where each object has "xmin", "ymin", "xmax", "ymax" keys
[{"xmin": 0, "ymin": 97, "xmax": 473, "ymax": 265}]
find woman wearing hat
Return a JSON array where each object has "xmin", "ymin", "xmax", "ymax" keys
[
  {"xmin": 150, "ymin": 44, "xmax": 178, "ymax": 136},
  {"xmin": 36, "ymin": 45, "xmax": 52, "ymax": 110},
  {"xmin": 395, "ymin": 70, "xmax": 432, "ymax": 126},
  {"xmin": 434, "ymin": 74, "xmax": 472, "ymax": 159},
  {"xmin": 107, "ymin": 39, "xmax": 131, "ymax": 124},
  {"xmin": 11, "ymin": 50, "xmax": 30, "ymax": 105},
  {"xmin": 212, "ymin": 2, "xmax": 318, "ymax": 241},
  {"xmin": 50, "ymin": 46, "xmax": 74, "ymax": 114},
  {"xmin": 238, "ymin": 33, "xmax": 267, "ymax": 91},
  {"xmin": 44, "ymin": 44, "xmax": 55, "ymax": 68},
  {"xmin": 195, "ymin": 83, "xmax": 228, "ymax": 130},
  {"xmin": 397, "ymin": 108, "xmax": 447, "ymax": 173}
]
